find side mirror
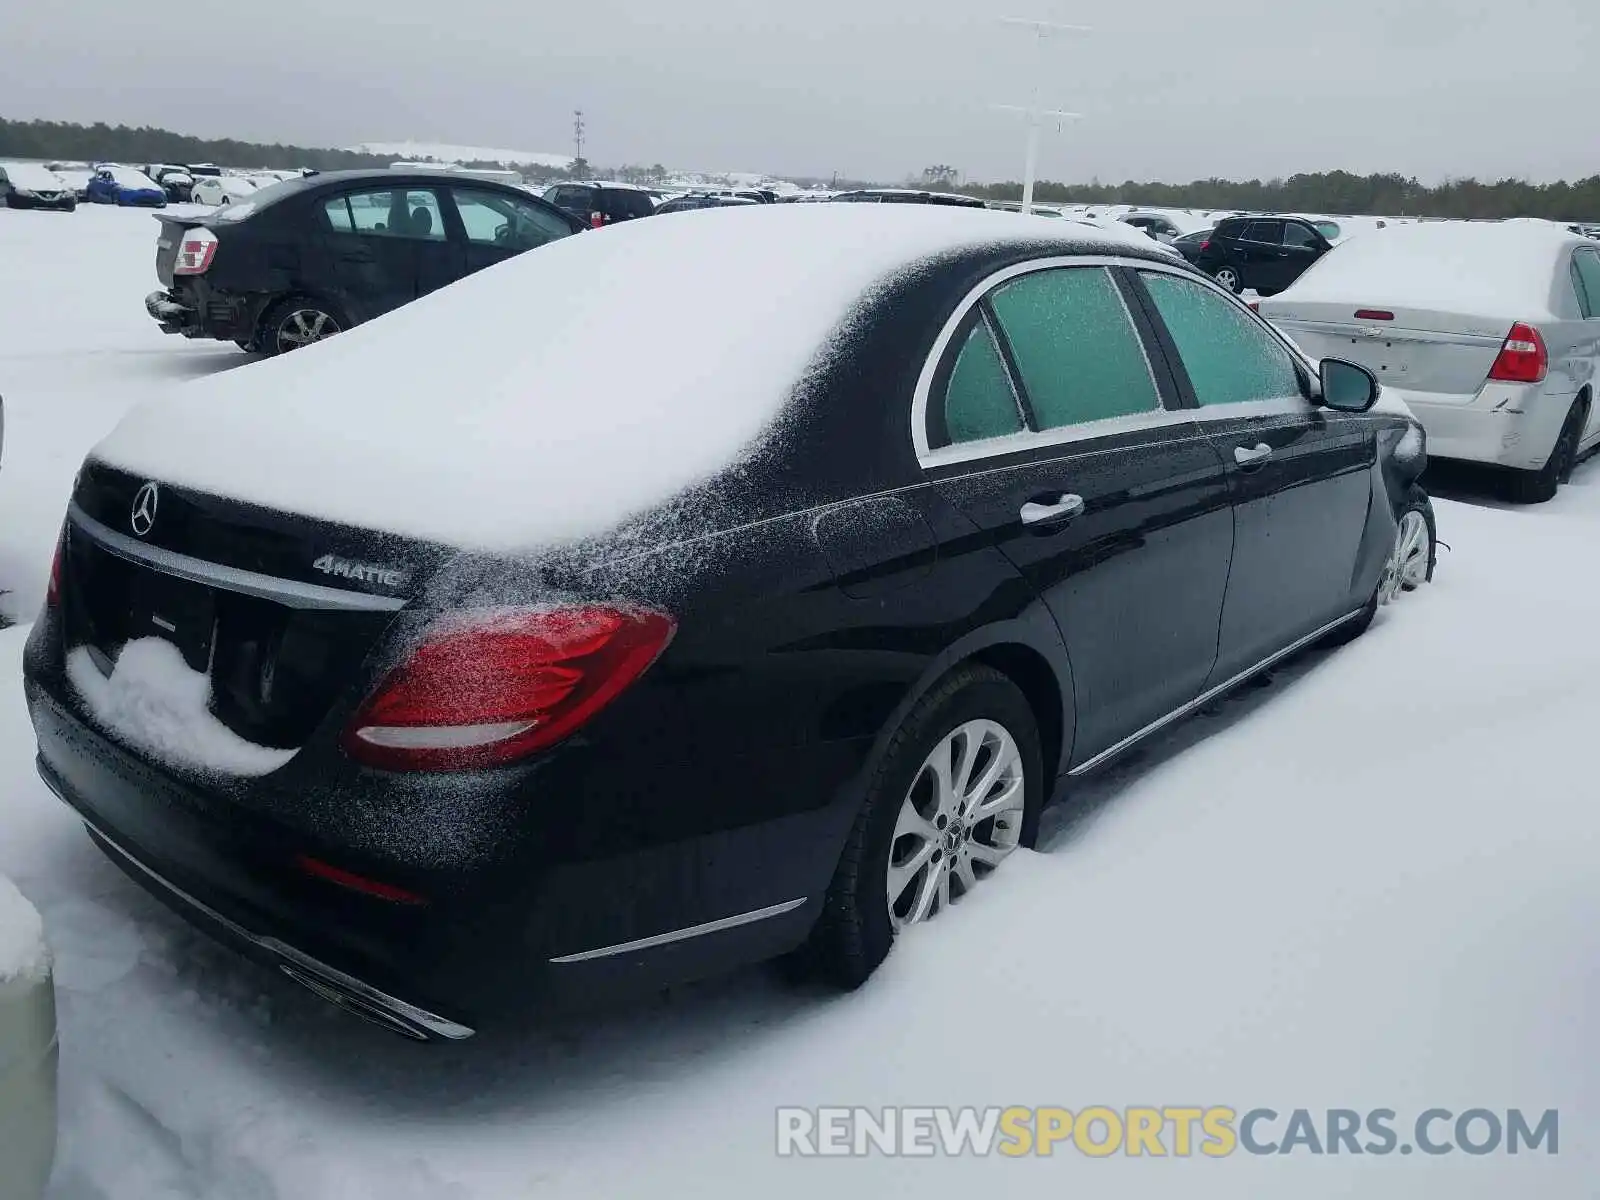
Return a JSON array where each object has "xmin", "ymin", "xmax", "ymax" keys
[{"xmin": 1319, "ymin": 358, "xmax": 1379, "ymax": 413}]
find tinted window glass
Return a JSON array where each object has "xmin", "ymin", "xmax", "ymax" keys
[
  {"xmin": 941, "ymin": 320, "xmax": 1023, "ymax": 445},
  {"xmin": 321, "ymin": 196, "xmax": 355, "ymax": 232},
  {"xmin": 1242, "ymin": 221, "xmax": 1283, "ymax": 244},
  {"xmin": 451, "ymin": 188, "xmax": 573, "ymax": 249},
  {"xmin": 1141, "ymin": 273, "xmax": 1302, "ymax": 407},
  {"xmin": 1315, "ymin": 221, "xmax": 1342, "ymax": 240},
  {"xmin": 338, "ymin": 189, "xmax": 446, "ymax": 240},
  {"xmin": 1574, "ymin": 251, "xmax": 1600, "ymax": 319},
  {"xmin": 988, "ymin": 268, "xmax": 1160, "ymax": 429},
  {"xmin": 1282, "ymin": 222, "xmax": 1319, "ymax": 248}
]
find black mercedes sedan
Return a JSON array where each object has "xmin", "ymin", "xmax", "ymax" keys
[
  {"xmin": 24, "ymin": 204, "xmax": 1431, "ymax": 1041},
  {"xmin": 143, "ymin": 169, "xmax": 584, "ymax": 356}
]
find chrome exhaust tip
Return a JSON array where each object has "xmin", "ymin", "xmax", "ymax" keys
[{"xmin": 279, "ymin": 964, "xmax": 433, "ymax": 1042}]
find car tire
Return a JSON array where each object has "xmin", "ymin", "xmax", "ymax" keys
[
  {"xmin": 1328, "ymin": 485, "xmax": 1437, "ymax": 647},
  {"xmin": 792, "ymin": 663, "xmax": 1043, "ymax": 990},
  {"xmin": 1211, "ymin": 265, "xmax": 1244, "ymax": 294},
  {"xmin": 258, "ymin": 296, "xmax": 347, "ymax": 357},
  {"xmin": 1505, "ymin": 398, "xmax": 1585, "ymax": 504}
]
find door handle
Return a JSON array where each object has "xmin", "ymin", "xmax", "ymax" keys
[
  {"xmin": 1234, "ymin": 443, "xmax": 1273, "ymax": 467},
  {"xmin": 1020, "ymin": 494, "xmax": 1085, "ymax": 526}
]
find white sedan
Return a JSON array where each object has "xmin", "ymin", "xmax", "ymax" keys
[
  {"xmin": 190, "ymin": 175, "xmax": 259, "ymax": 207},
  {"xmin": 1261, "ymin": 219, "xmax": 1600, "ymax": 502}
]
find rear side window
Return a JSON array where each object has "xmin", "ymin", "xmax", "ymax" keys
[
  {"xmin": 327, "ymin": 189, "xmax": 446, "ymax": 240},
  {"xmin": 1573, "ymin": 251, "xmax": 1600, "ymax": 318},
  {"xmin": 988, "ymin": 268, "xmax": 1160, "ymax": 429},
  {"xmin": 1283, "ymin": 222, "xmax": 1319, "ymax": 248},
  {"xmin": 940, "ymin": 319, "xmax": 1024, "ymax": 445},
  {"xmin": 1141, "ymin": 273, "xmax": 1302, "ymax": 407},
  {"xmin": 1242, "ymin": 220, "xmax": 1283, "ymax": 244}
]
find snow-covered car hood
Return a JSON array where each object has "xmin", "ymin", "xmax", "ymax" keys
[{"xmin": 89, "ymin": 205, "xmax": 1177, "ymax": 553}]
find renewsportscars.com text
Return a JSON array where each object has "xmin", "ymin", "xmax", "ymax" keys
[{"xmin": 776, "ymin": 1106, "xmax": 1559, "ymax": 1158}]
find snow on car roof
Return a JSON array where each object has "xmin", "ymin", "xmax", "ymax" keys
[
  {"xmin": 0, "ymin": 162, "xmax": 65, "ymax": 189},
  {"xmin": 92, "ymin": 204, "xmax": 1170, "ymax": 551},
  {"xmin": 1278, "ymin": 218, "xmax": 1588, "ymax": 319}
]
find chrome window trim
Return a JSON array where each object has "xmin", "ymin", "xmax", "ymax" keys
[
  {"xmin": 913, "ymin": 255, "xmax": 1296, "ymax": 468},
  {"xmin": 68, "ymin": 501, "xmax": 407, "ymax": 613},
  {"xmin": 921, "ymin": 407, "xmax": 1200, "ymax": 470}
]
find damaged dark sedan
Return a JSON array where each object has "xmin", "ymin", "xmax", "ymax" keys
[{"xmin": 23, "ymin": 204, "xmax": 1433, "ymax": 1041}]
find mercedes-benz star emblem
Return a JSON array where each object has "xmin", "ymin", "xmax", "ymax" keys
[{"xmin": 130, "ymin": 482, "xmax": 160, "ymax": 538}]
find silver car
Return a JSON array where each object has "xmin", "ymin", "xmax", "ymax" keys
[{"xmin": 1261, "ymin": 219, "xmax": 1600, "ymax": 502}]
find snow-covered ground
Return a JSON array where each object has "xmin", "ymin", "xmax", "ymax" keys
[{"xmin": 2, "ymin": 204, "xmax": 1599, "ymax": 1198}]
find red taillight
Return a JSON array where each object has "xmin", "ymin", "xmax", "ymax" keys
[
  {"xmin": 590, "ymin": 211, "xmax": 605, "ymax": 229},
  {"xmin": 1354, "ymin": 309, "xmax": 1394, "ymax": 321},
  {"xmin": 1199, "ymin": 240, "xmax": 1211, "ymax": 251},
  {"xmin": 172, "ymin": 227, "xmax": 218, "ymax": 275},
  {"xmin": 342, "ymin": 605, "xmax": 676, "ymax": 771},
  {"xmin": 294, "ymin": 854, "xmax": 426, "ymax": 905},
  {"xmin": 1248, "ymin": 301, "xmax": 1261, "ymax": 312},
  {"xmin": 46, "ymin": 532, "xmax": 64, "ymax": 607},
  {"xmin": 1488, "ymin": 322, "xmax": 1548, "ymax": 384}
]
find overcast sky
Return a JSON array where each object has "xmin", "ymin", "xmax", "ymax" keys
[{"xmin": 6, "ymin": 0, "xmax": 1597, "ymax": 183}]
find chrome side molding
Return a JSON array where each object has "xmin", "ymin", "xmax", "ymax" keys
[
  {"xmin": 549, "ymin": 897, "xmax": 809, "ymax": 964},
  {"xmin": 1068, "ymin": 607, "xmax": 1366, "ymax": 777}
]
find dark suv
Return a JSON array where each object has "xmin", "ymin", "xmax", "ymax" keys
[
  {"xmin": 542, "ymin": 182, "xmax": 657, "ymax": 226},
  {"xmin": 144, "ymin": 170, "xmax": 583, "ymax": 356},
  {"xmin": 1193, "ymin": 216, "xmax": 1337, "ymax": 296}
]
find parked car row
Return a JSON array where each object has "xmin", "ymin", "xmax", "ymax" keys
[
  {"xmin": 35, "ymin": 203, "xmax": 1435, "ymax": 1047},
  {"xmin": 144, "ymin": 170, "xmax": 585, "ymax": 354}
]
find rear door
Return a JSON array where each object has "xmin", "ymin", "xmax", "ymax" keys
[
  {"xmin": 1236, "ymin": 220, "xmax": 1287, "ymax": 291},
  {"xmin": 1132, "ymin": 267, "xmax": 1374, "ymax": 683},
  {"xmin": 447, "ymin": 186, "xmax": 580, "ymax": 278},
  {"xmin": 920, "ymin": 262, "xmax": 1235, "ymax": 766},
  {"xmin": 318, "ymin": 187, "xmax": 440, "ymax": 320}
]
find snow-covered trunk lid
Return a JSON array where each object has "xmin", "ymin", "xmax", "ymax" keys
[
  {"xmin": 58, "ymin": 462, "xmax": 441, "ymax": 763},
  {"xmin": 1269, "ymin": 301, "xmax": 1510, "ymax": 398}
]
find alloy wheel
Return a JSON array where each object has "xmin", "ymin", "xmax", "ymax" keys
[
  {"xmin": 1214, "ymin": 267, "xmax": 1239, "ymax": 292},
  {"xmin": 276, "ymin": 308, "xmax": 341, "ymax": 353},
  {"xmin": 1379, "ymin": 510, "xmax": 1430, "ymax": 604},
  {"xmin": 887, "ymin": 719, "xmax": 1025, "ymax": 929}
]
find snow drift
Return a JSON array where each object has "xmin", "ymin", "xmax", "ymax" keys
[{"xmin": 0, "ymin": 873, "xmax": 49, "ymax": 985}]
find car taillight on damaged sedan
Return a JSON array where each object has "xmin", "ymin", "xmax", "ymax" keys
[
  {"xmin": 172, "ymin": 227, "xmax": 219, "ymax": 275},
  {"xmin": 342, "ymin": 605, "xmax": 676, "ymax": 771},
  {"xmin": 1487, "ymin": 322, "xmax": 1548, "ymax": 384}
]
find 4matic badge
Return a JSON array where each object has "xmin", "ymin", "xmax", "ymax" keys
[{"xmin": 312, "ymin": 554, "xmax": 410, "ymax": 590}]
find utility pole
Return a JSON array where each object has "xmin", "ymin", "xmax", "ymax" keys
[
  {"xmin": 573, "ymin": 110, "xmax": 586, "ymax": 168},
  {"xmin": 996, "ymin": 17, "xmax": 1088, "ymax": 214}
]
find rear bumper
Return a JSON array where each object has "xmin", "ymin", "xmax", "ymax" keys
[
  {"xmin": 145, "ymin": 288, "xmax": 256, "ymax": 342},
  {"xmin": 1395, "ymin": 383, "xmax": 1571, "ymax": 471},
  {"xmin": 23, "ymin": 666, "xmax": 852, "ymax": 1035}
]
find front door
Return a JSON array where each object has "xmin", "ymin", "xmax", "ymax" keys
[
  {"xmin": 1133, "ymin": 268, "xmax": 1376, "ymax": 683},
  {"xmin": 921, "ymin": 264, "xmax": 1235, "ymax": 765}
]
